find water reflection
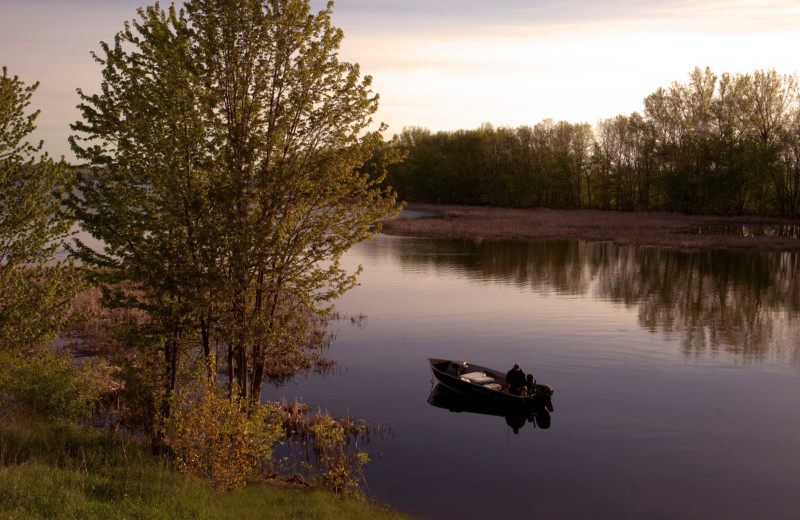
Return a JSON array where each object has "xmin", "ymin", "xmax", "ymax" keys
[
  {"xmin": 683, "ymin": 225, "xmax": 800, "ymax": 239},
  {"xmin": 427, "ymin": 384, "xmax": 551, "ymax": 433},
  {"xmin": 370, "ymin": 237, "xmax": 800, "ymax": 366},
  {"xmin": 596, "ymin": 246, "xmax": 800, "ymax": 363}
]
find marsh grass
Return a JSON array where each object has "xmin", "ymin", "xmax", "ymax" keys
[
  {"xmin": 60, "ymin": 283, "xmax": 149, "ymax": 358},
  {"xmin": 0, "ymin": 412, "xmax": 410, "ymax": 520},
  {"xmin": 275, "ymin": 399, "xmax": 392, "ymax": 498},
  {"xmin": 383, "ymin": 204, "xmax": 800, "ymax": 252}
]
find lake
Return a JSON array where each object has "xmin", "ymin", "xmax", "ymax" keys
[{"xmin": 266, "ymin": 234, "xmax": 800, "ymax": 520}]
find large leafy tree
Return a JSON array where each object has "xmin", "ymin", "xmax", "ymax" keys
[
  {"xmin": 70, "ymin": 0, "xmax": 398, "ymax": 414},
  {"xmin": 0, "ymin": 67, "xmax": 81, "ymax": 351}
]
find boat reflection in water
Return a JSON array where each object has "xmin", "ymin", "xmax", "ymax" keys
[{"xmin": 427, "ymin": 383, "xmax": 551, "ymax": 433}]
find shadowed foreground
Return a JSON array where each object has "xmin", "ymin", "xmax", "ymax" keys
[
  {"xmin": 384, "ymin": 204, "xmax": 800, "ymax": 252},
  {"xmin": 0, "ymin": 413, "xmax": 410, "ymax": 520}
]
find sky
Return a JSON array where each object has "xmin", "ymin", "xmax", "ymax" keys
[{"xmin": 1, "ymin": 0, "xmax": 800, "ymax": 160}]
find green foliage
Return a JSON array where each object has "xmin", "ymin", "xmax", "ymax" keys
[
  {"xmin": 69, "ymin": 0, "xmax": 400, "ymax": 423},
  {"xmin": 0, "ymin": 350, "xmax": 109, "ymax": 421},
  {"xmin": 60, "ymin": 1, "xmax": 398, "ymax": 498},
  {"xmin": 0, "ymin": 66, "xmax": 94, "ymax": 425},
  {"xmin": 388, "ymin": 122, "xmax": 595, "ymax": 209},
  {"xmin": 0, "ymin": 66, "xmax": 81, "ymax": 352},
  {"xmin": 277, "ymin": 401, "xmax": 376, "ymax": 499},
  {"xmin": 218, "ymin": 487, "xmax": 411, "ymax": 520},
  {"xmin": 114, "ymin": 349, "xmax": 165, "ymax": 437},
  {"xmin": 0, "ymin": 414, "xmax": 410, "ymax": 519},
  {"xmin": 386, "ymin": 67, "xmax": 800, "ymax": 217},
  {"xmin": 166, "ymin": 381, "xmax": 283, "ymax": 490},
  {"xmin": 308, "ymin": 415, "xmax": 370, "ymax": 498},
  {"xmin": 0, "ymin": 266, "xmax": 85, "ymax": 351},
  {"xmin": 2, "ymin": 1, "xmax": 393, "ymax": 503}
]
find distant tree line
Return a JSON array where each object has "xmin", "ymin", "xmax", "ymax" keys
[{"xmin": 385, "ymin": 67, "xmax": 800, "ymax": 217}]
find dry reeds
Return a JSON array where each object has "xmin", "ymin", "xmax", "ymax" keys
[
  {"xmin": 60, "ymin": 283, "xmax": 149, "ymax": 357},
  {"xmin": 274, "ymin": 398, "xmax": 391, "ymax": 497},
  {"xmin": 383, "ymin": 204, "xmax": 800, "ymax": 252}
]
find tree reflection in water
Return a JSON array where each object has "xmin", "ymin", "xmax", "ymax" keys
[{"xmin": 373, "ymin": 237, "xmax": 800, "ymax": 367}]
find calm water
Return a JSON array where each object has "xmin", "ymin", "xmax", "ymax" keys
[{"xmin": 266, "ymin": 235, "xmax": 800, "ymax": 520}]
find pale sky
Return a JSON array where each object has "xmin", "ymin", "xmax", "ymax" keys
[{"xmin": 2, "ymin": 0, "xmax": 799, "ymax": 161}]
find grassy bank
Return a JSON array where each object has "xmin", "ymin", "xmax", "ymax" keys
[
  {"xmin": 0, "ymin": 413, "xmax": 410, "ymax": 520},
  {"xmin": 383, "ymin": 203, "xmax": 800, "ymax": 252}
]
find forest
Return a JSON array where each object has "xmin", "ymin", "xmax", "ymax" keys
[{"xmin": 384, "ymin": 67, "xmax": 800, "ymax": 217}]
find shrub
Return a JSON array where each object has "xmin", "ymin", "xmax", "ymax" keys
[
  {"xmin": 308, "ymin": 415, "xmax": 370, "ymax": 498},
  {"xmin": 0, "ymin": 350, "xmax": 108, "ymax": 421},
  {"xmin": 278, "ymin": 401, "xmax": 375, "ymax": 499},
  {"xmin": 166, "ymin": 385, "xmax": 283, "ymax": 491}
]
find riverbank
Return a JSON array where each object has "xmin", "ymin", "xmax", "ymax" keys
[
  {"xmin": 0, "ymin": 413, "xmax": 410, "ymax": 520},
  {"xmin": 383, "ymin": 204, "xmax": 800, "ymax": 252}
]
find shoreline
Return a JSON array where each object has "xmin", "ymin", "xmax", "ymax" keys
[{"xmin": 382, "ymin": 203, "xmax": 800, "ymax": 252}]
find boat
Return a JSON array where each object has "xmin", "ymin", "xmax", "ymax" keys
[
  {"xmin": 428, "ymin": 358, "xmax": 554, "ymax": 412},
  {"xmin": 428, "ymin": 383, "xmax": 551, "ymax": 431}
]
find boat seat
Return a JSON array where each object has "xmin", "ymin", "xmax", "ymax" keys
[{"xmin": 460, "ymin": 371, "xmax": 494, "ymax": 384}]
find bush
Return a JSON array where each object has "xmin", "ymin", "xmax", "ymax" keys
[
  {"xmin": 0, "ymin": 350, "xmax": 108, "ymax": 421},
  {"xmin": 278, "ymin": 401, "xmax": 375, "ymax": 499},
  {"xmin": 166, "ymin": 385, "xmax": 283, "ymax": 491},
  {"xmin": 309, "ymin": 415, "xmax": 371, "ymax": 498}
]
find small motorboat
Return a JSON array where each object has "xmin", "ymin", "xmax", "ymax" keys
[{"xmin": 429, "ymin": 358, "xmax": 554, "ymax": 412}]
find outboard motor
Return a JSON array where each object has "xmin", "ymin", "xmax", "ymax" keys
[{"xmin": 535, "ymin": 383, "xmax": 555, "ymax": 412}]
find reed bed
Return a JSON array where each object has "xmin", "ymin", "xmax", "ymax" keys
[{"xmin": 383, "ymin": 204, "xmax": 800, "ymax": 252}]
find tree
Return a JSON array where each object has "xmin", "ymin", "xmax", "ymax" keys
[
  {"xmin": 69, "ymin": 5, "xmax": 212, "ymax": 421},
  {"xmin": 778, "ymin": 107, "xmax": 800, "ymax": 217},
  {"xmin": 0, "ymin": 67, "xmax": 92, "ymax": 420},
  {"xmin": 0, "ymin": 66, "xmax": 81, "ymax": 351},
  {"xmin": 735, "ymin": 70, "xmax": 799, "ymax": 215},
  {"xmin": 386, "ymin": 67, "xmax": 800, "ymax": 217},
  {"xmin": 70, "ymin": 0, "xmax": 398, "ymax": 416}
]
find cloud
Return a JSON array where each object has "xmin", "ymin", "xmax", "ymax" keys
[
  {"xmin": 4, "ymin": 0, "xmax": 800, "ymax": 158},
  {"xmin": 338, "ymin": 0, "xmax": 800, "ymax": 134}
]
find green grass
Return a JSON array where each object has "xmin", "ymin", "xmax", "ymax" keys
[{"xmin": 0, "ymin": 413, "xmax": 411, "ymax": 520}]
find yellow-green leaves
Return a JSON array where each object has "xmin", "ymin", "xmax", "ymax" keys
[
  {"xmin": 70, "ymin": 0, "xmax": 399, "ymax": 416},
  {"xmin": 0, "ymin": 67, "xmax": 80, "ymax": 353},
  {"xmin": 167, "ymin": 383, "xmax": 283, "ymax": 491}
]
